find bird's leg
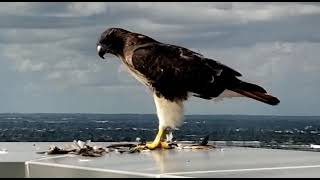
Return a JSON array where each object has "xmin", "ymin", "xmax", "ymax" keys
[
  {"xmin": 132, "ymin": 94, "xmax": 182, "ymax": 151},
  {"xmin": 145, "ymin": 127, "xmax": 167, "ymax": 150},
  {"xmin": 134, "ymin": 127, "xmax": 174, "ymax": 151}
]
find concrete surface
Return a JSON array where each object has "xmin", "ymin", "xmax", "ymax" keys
[{"xmin": 1, "ymin": 142, "xmax": 320, "ymax": 178}]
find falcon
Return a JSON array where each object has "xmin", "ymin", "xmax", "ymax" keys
[{"xmin": 96, "ymin": 28, "xmax": 280, "ymax": 150}]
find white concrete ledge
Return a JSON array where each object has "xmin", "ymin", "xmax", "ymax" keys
[{"xmin": 1, "ymin": 142, "xmax": 320, "ymax": 178}]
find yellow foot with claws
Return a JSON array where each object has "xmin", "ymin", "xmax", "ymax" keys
[
  {"xmin": 131, "ymin": 141, "xmax": 176, "ymax": 152},
  {"xmin": 145, "ymin": 141, "xmax": 176, "ymax": 150},
  {"xmin": 130, "ymin": 127, "xmax": 177, "ymax": 152}
]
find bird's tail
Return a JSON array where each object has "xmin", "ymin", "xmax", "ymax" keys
[{"xmin": 229, "ymin": 81, "xmax": 280, "ymax": 106}]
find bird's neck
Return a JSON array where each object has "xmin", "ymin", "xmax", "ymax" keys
[{"xmin": 115, "ymin": 33, "xmax": 158, "ymax": 63}]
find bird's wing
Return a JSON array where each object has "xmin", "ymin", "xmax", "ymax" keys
[{"xmin": 131, "ymin": 43, "xmax": 242, "ymax": 100}]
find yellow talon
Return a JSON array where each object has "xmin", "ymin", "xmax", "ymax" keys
[
  {"xmin": 159, "ymin": 141, "xmax": 175, "ymax": 149},
  {"xmin": 143, "ymin": 141, "xmax": 173, "ymax": 149},
  {"xmin": 145, "ymin": 127, "xmax": 165, "ymax": 149},
  {"xmin": 134, "ymin": 127, "xmax": 175, "ymax": 150}
]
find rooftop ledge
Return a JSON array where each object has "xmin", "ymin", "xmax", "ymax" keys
[{"xmin": 1, "ymin": 142, "xmax": 320, "ymax": 178}]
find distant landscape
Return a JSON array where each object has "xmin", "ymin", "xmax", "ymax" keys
[{"xmin": 1, "ymin": 113, "xmax": 320, "ymax": 146}]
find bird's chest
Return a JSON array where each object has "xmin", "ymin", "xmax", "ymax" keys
[{"xmin": 121, "ymin": 56, "xmax": 151, "ymax": 88}]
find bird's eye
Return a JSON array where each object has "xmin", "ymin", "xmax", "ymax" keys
[{"xmin": 101, "ymin": 37, "xmax": 110, "ymax": 45}]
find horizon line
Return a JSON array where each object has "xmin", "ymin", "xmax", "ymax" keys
[{"xmin": 0, "ymin": 112, "xmax": 319, "ymax": 117}]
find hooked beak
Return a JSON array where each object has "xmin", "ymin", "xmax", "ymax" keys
[{"xmin": 97, "ymin": 45, "xmax": 107, "ymax": 59}]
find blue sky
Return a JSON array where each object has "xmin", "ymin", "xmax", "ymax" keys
[{"xmin": 0, "ymin": 2, "xmax": 319, "ymax": 115}]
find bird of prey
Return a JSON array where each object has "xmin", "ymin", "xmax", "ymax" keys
[{"xmin": 96, "ymin": 28, "xmax": 280, "ymax": 150}]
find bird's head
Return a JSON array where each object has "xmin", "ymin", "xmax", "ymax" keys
[{"xmin": 96, "ymin": 28, "xmax": 129, "ymax": 59}]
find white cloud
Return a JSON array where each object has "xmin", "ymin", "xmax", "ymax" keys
[
  {"xmin": 15, "ymin": 59, "xmax": 46, "ymax": 72},
  {"xmin": 47, "ymin": 71, "xmax": 62, "ymax": 80},
  {"xmin": 108, "ymin": 2, "xmax": 320, "ymax": 26},
  {"xmin": 0, "ymin": 2, "xmax": 33, "ymax": 15},
  {"xmin": 67, "ymin": 2, "xmax": 108, "ymax": 16},
  {"xmin": 232, "ymin": 3, "xmax": 320, "ymax": 21}
]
